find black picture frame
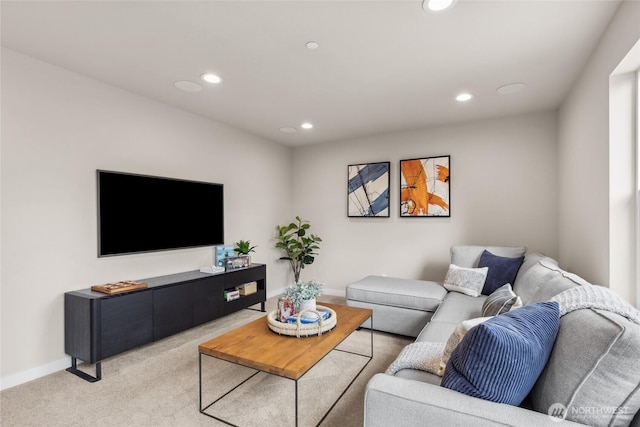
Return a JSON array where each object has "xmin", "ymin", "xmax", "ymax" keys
[
  {"xmin": 347, "ymin": 162, "xmax": 390, "ymax": 217},
  {"xmin": 399, "ymin": 156, "xmax": 450, "ymax": 217}
]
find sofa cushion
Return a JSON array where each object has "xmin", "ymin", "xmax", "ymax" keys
[
  {"xmin": 482, "ymin": 283, "xmax": 522, "ymax": 316},
  {"xmin": 431, "ymin": 292, "xmax": 486, "ymax": 324},
  {"xmin": 477, "ymin": 250, "xmax": 525, "ymax": 295},
  {"xmin": 394, "ymin": 365, "xmax": 443, "ymax": 386},
  {"xmin": 443, "ymin": 264, "xmax": 488, "ymax": 297},
  {"xmin": 450, "ymin": 245, "xmax": 527, "ymax": 269},
  {"xmin": 441, "ymin": 302, "xmax": 560, "ymax": 406},
  {"xmin": 530, "ymin": 308, "xmax": 640, "ymax": 427},
  {"xmin": 512, "ymin": 256, "xmax": 574, "ymax": 305},
  {"xmin": 416, "ymin": 319, "xmax": 460, "ymax": 344},
  {"xmin": 346, "ymin": 275, "xmax": 446, "ymax": 312},
  {"xmin": 527, "ymin": 260, "xmax": 588, "ymax": 304}
]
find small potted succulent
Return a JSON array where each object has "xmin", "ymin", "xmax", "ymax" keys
[{"xmin": 234, "ymin": 239, "xmax": 256, "ymax": 264}]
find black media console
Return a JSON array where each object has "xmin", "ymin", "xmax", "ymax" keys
[{"xmin": 64, "ymin": 264, "xmax": 267, "ymax": 382}]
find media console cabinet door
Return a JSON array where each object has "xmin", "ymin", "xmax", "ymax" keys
[
  {"xmin": 153, "ymin": 283, "xmax": 194, "ymax": 340},
  {"xmin": 193, "ymin": 276, "xmax": 226, "ymax": 325},
  {"xmin": 100, "ymin": 292, "xmax": 153, "ymax": 359}
]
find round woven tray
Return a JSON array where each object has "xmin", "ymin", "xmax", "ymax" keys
[{"xmin": 267, "ymin": 305, "xmax": 337, "ymax": 337}]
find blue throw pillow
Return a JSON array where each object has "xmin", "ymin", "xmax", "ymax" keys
[
  {"xmin": 441, "ymin": 301, "xmax": 560, "ymax": 406},
  {"xmin": 478, "ymin": 250, "xmax": 525, "ymax": 295}
]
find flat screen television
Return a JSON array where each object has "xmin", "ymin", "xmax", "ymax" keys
[{"xmin": 97, "ymin": 170, "xmax": 224, "ymax": 257}]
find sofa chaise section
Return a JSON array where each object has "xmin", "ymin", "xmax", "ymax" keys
[{"xmin": 346, "ymin": 275, "xmax": 446, "ymax": 337}]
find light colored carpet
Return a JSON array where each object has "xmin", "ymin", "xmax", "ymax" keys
[{"xmin": 1, "ymin": 296, "xmax": 410, "ymax": 427}]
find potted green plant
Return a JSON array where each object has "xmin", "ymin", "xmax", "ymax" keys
[
  {"xmin": 275, "ymin": 216, "xmax": 322, "ymax": 283},
  {"xmin": 283, "ymin": 280, "xmax": 323, "ymax": 313},
  {"xmin": 234, "ymin": 239, "xmax": 256, "ymax": 264}
]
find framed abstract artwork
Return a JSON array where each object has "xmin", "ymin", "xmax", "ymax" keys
[
  {"xmin": 400, "ymin": 156, "xmax": 450, "ymax": 217},
  {"xmin": 347, "ymin": 162, "xmax": 390, "ymax": 217}
]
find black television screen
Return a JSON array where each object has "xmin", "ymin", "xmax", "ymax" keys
[{"xmin": 97, "ymin": 170, "xmax": 224, "ymax": 257}]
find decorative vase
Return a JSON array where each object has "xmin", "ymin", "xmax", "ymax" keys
[
  {"xmin": 299, "ymin": 298, "xmax": 317, "ymax": 321},
  {"xmin": 299, "ymin": 298, "xmax": 316, "ymax": 311}
]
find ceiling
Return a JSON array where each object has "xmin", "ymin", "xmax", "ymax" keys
[{"xmin": 1, "ymin": 0, "xmax": 622, "ymax": 146}]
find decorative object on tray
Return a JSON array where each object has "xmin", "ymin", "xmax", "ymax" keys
[
  {"xmin": 285, "ymin": 308, "xmax": 330, "ymax": 324},
  {"xmin": 91, "ymin": 280, "xmax": 147, "ymax": 295},
  {"xmin": 400, "ymin": 155, "xmax": 450, "ymax": 217},
  {"xmin": 267, "ymin": 305, "xmax": 337, "ymax": 337},
  {"xmin": 298, "ymin": 298, "xmax": 317, "ymax": 320},
  {"xmin": 283, "ymin": 281, "xmax": 323, "ymax": 321},
  {"xmin": 224, "ymin": 255, "xmax": 249, "ymax": 271},
  {"xmin": 278, "ymin": 297, "xmax": 297, "ymax": 322},
  {"xmin": 233, "ymin": 239, "xmax": 256, "ymax": 265},
  {"xmin": 348, "ymin": 161, "xmax": 391, "ymax": 217},
  {"xmin": 275, "ymin": 216, "xmax": 322, "ymax": 283}
]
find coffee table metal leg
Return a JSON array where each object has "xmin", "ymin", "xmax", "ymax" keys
[
  {"xmin": 199, "ymin": 313, "xmax": 374, "ymax": 426},
  {"xmin": 316, "ymin": 320, "xmax": 374, "ymax": 426},
  {"xmin": 199, "ymin": 352, "xmax": 260, "ymax": 425}
]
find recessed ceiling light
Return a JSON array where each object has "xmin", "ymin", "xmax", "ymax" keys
[
  {"xmin": 174, "ymin": 80, "xmax": 202, "ymax": 92},
  {"xmin": 301, "ymin": 122, "xmax": 314, "ymax": 130},
  {"xmin": 280, "ymin": 127, "xmax": 297, "ymax": 133},
  {"xmin": 306, "ymin": 41, "xmax": 320, "ymax": 50},
  {"xmin": 423, "ymin": 0, "xmax": 455, "ymax": 12},
  {"xmin": 201, "ymin": 73, "xmax": 223, "ymax": 84},
  {"xmin": 456, "ymin": 92, "xmax": 474, "ymax": 102},
  {"xmin": 496, "ymin": 82, "xmax": 526, "ymax": 95}
]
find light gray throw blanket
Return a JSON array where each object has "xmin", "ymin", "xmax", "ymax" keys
[
  {"xmin": 551, "ymin": 284, "xmax": 640, "ymax": 325},
  {"xmin": 385, "ymin": 342, "xmax": 445, "ymax": 376}
]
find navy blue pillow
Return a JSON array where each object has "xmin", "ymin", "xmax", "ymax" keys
[
  {"xmin": 441, "ymin": 301, "xmax": 560, "ymax": 406},
  {"xmin": 478, "ymin": 250, "xmax": 525, "ymax": 295}
]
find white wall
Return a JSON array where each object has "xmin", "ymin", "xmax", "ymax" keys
[
  {"xmin": 558, "ymin": 0, "xmax": 640, "ymax": 304},
  {"xmin": 0, "ymin": 48, "xmax": 293, "ymax": 386},
  {"xmin": 291, "ymin": 111, "xmax": 559, "ymax": 290}
]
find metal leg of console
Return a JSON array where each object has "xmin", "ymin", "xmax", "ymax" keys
[{"xmin": 66, "ymin": 357, "xmax": 102, "ymax": 382}]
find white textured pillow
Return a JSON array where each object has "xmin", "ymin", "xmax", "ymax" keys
[
  {"xmin": 443, "ymin": 264, "xmax": 488, "ymax": 297},
  {"xmin": 438, "ymin": 316, "xmax": 493, "ymax": 376}
]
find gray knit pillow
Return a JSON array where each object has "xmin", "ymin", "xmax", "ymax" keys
[{"xmin": 482, "ymin": 283, "xmax": 522, "ymax": 316}]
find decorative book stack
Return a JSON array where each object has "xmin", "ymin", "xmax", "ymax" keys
[{"xmin": 224, "ymin": 289, "xmax": 240, "ymax": 302}]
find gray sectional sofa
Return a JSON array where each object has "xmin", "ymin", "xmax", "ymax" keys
[{"xmin": 347, "ymin": 245, "xmax": 640, "ymax": 427}]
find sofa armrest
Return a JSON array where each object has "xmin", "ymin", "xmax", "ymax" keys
[{"xmin": 364, "ymin": 374, "xmax": 585, "ymax": 427}]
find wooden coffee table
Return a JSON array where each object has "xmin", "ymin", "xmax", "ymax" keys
[{"xmin": 198, "ymin": 303, "xmax": 373, "ymax": 426}]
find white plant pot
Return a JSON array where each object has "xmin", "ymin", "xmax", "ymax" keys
[{"xmin": 299, "ymin": 298, "xmax": 317, "ymax": 320}]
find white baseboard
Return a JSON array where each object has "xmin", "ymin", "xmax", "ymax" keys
[
  {"xmin": 267, "ymin": 287, "xmax": 286, "ymax": 299},
  {"xmin": 1, "ymin": 356, "xmax": 69, "ymax": 391},
  {"xmin": 320, "ymin": 288, "xmax": 346, "ymax": 297}
]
